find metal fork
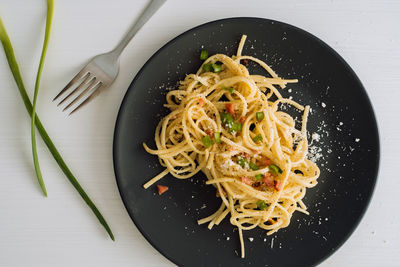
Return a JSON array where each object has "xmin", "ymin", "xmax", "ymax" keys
[{"xmin": 53, "ymin": 0, "xmax": 166, "ymax": 115}]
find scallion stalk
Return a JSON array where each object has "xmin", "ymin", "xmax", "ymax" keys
[
  {"xmin": 0, "ymin": 12, "xmax": 114, "ymax": 241},
  {"xmin": 30, "ymin": 0, "xmax": 54, "ymax": 197}
]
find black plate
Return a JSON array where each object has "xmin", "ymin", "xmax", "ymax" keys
[{"xmin": 113, "ymin": 18, "xmax": 379, "ymax": 267}]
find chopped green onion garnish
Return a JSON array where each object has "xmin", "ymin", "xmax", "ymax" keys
[
  {"xmin": 255, "ymin": 174, "xmax": 263, "ymax": 181},
  {"xmin": 220, "ymin": 113, "xmax": 242, "ymax": 133},
  {"xmin": 200, "ymin": 49, "xmax": 208, "ymax": 60},
  {"xmin": 197, "ymin": 81, "xmax": 201, "ymax": 85},
  {"xmin": 224, "ymin": 86, "xmax": 235, "ymax": 94},
  {"xmin": 252, "ymin": 134, "xmax": 263, "ymax": 143},
  {"xmin": 212, "ymin": 63, "xmax": 222, "ymax": 73},
  {"xmin": 256, "ymin": 112, "xmax": 265, "ymax": 121},
  {"xmin": 214, "ymin": 132, "xmax": 221, "ymax": 143},
  {"xmin": 203, "ymin": 63, "xmax": 213, "ymax": 72},
  {"xmin": 249, "ymin": 162, "xmax": 259, "ymax": 171},
  {"xmin": 231, "ymin": 122, "xmax": 242, "ymax": 133},
  {"xmin": 269, "ymin": 164, "xmax": 283, "ymax": 174},
  {"xmin": 237, "ymin": 156, "xmax": 248, "ymax": 168},
  {"xmin": 220, "ymin": 113, "xmax": 234, "ymax": 126},
  {"xmin": 257, "ymin": 200, "xmax": 268, "ymax": 210},
  {"xmin": 202, "ymin": 135, "xmax": 213, "ymax": 148}
]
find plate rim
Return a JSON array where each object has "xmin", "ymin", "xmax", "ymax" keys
[{"xmin": 113, "ymin": 16, "xmax": 380, "ymax": 266}]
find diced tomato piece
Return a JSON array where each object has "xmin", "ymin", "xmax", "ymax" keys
[
  {"xmin": 205, "ymin": 129, "xmax": 214, "ymax": 137},
  {"xmin": 225, "ymin": 103, "xmax": 235, "ymax": 116},
  {"xmin": 263, "ymin": 173, "xmax": 274, "ymax": 188},
  {"xmin": 261, "ymin": 157, "xmax": 271, "ymax": 166},
  {"xmin": 241, "ymin": 176, "xmax": 254, "ymax": 186},
  {"xmin": 198, "ymin": 98, "xmax": 204, "ymax": 107},
  {"xmin": 157, "ymin": 185, "xmax": 169, "ymax": 195},
  {"xmin": 239, "ymin": 116, "xmax": 246, "ymax": 123},
  {"xmin": 274, "ymin": 180, "xmax": 283, "ymax": 191}
]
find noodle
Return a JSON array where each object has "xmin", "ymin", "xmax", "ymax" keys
[{"xmin": 143, "ymin": 35, "xmax": 320, "ymax": 258}]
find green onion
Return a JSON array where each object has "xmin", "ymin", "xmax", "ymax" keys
[
  {"xmin": 211, "ymin": 63, "xmax": 222, "ymax": 73},
  {"xmin": 214, "ymin": 132, "xmax": 221, "ymax": 143},
  {"xmin": 0, "ymin": 12, "xmax": 114, "ymax": 240},
  {"xmin": 256, "ymin": 111, "xmax": 265, "ymax": 121},
  {"xmin": 220, "ymin": 113, "xmax": 242, "ymax": 133},
  {"xmin": 237, "ymin": 157, "xmax": 248, "ymax": 168},
  {"xmin": 223, "ymin": 86, "xmax": 235, "ymax": 94},
  {"xmin": 252, "ymin": 134, "xmax": 263, "ymax": 143},
  {"xmin": 249, "ymin": 162, "xmax": 259, "ymax": 171},
  {"xmin": 231, "ymin": 122, "xmax": 242, "ymax": 133},
  {"xmin": 269, "ymin": 164, "xmax": 283, "ymax": 174},
  {"xmin": 200, "ymin": 49, "xmax": 208, "ymax": 60},
  {"xmin": 196, "ymin": 81, "xmax": 201, "ymax": 85},
  {"xmin": 255, "ymin": 174, "xmax": 264, "ymax": 181},
  {"xmin": 202, "ymin": 135, "xmax": 213, "ymax": 148},
  {"xmin": 220, "ymin": 113, "xmax": 234, "ymax": 126},
  {"xmin": 203, "ymin": 63, "xmax": 213, "ymax": 72},
  {"xmin": 30, "ymin": 0, "xmax": 54, "ymax": 197},
  {"xmin": 257, "ymin": 200, "xmax": 268, "ymax": 210}
]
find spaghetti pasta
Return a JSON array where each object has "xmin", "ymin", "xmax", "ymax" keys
[{"xmin": 143, "ymin": 35, "xmax": 320, "ymax": 258}]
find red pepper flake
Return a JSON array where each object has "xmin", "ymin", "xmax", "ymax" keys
[
  {"xmin": 274, "ymin": 180, "xmax": 283, "ymax": 191},
  {"xmin": 263, "ymin": 173, "xmax": 274, "ymax": 188},
  {"xmin": 198, "ymin": 98, "xmax": 204, "ymax": 107},
  {"xmin": 261, "ymin": 157, "xmax": 271, "ymax": 166},
  {"xmin": 239, "ymin": 116, "xmax": 246, "ymax": 123},
  {"xmin": 241, "ymin": 59, "xmax": 249, "ymax": 66},
  {"xmin": 156, "ymin": 185, "xmax": 169, "ymax": 195},
  {"xmin": 225, "ymin": 103, "xmax": 235, "ymax": 116},
  {"xmin": 205, "ymin": 129, "xmax": 214, "ymax": 137},
  {"xmin": 251, "ymin": 149, "xmax": 261, "ymax": 154},
  {"xmin": 241, "ymin": 176, "xmax": 254, "ymax": 186}
]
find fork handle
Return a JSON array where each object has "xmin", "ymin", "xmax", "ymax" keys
[{"xmin": 111, "ymin": 0, "xmax": 166, "ymax": 58}]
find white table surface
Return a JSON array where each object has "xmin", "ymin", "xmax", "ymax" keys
[{"xmin": 1, "ymin": 0, "xmax": 399, "ymax": 266}]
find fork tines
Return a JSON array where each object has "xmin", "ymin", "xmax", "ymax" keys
[{"xmin": 53, "ymin": 67, "xmax": 103, "ymax": 115}]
